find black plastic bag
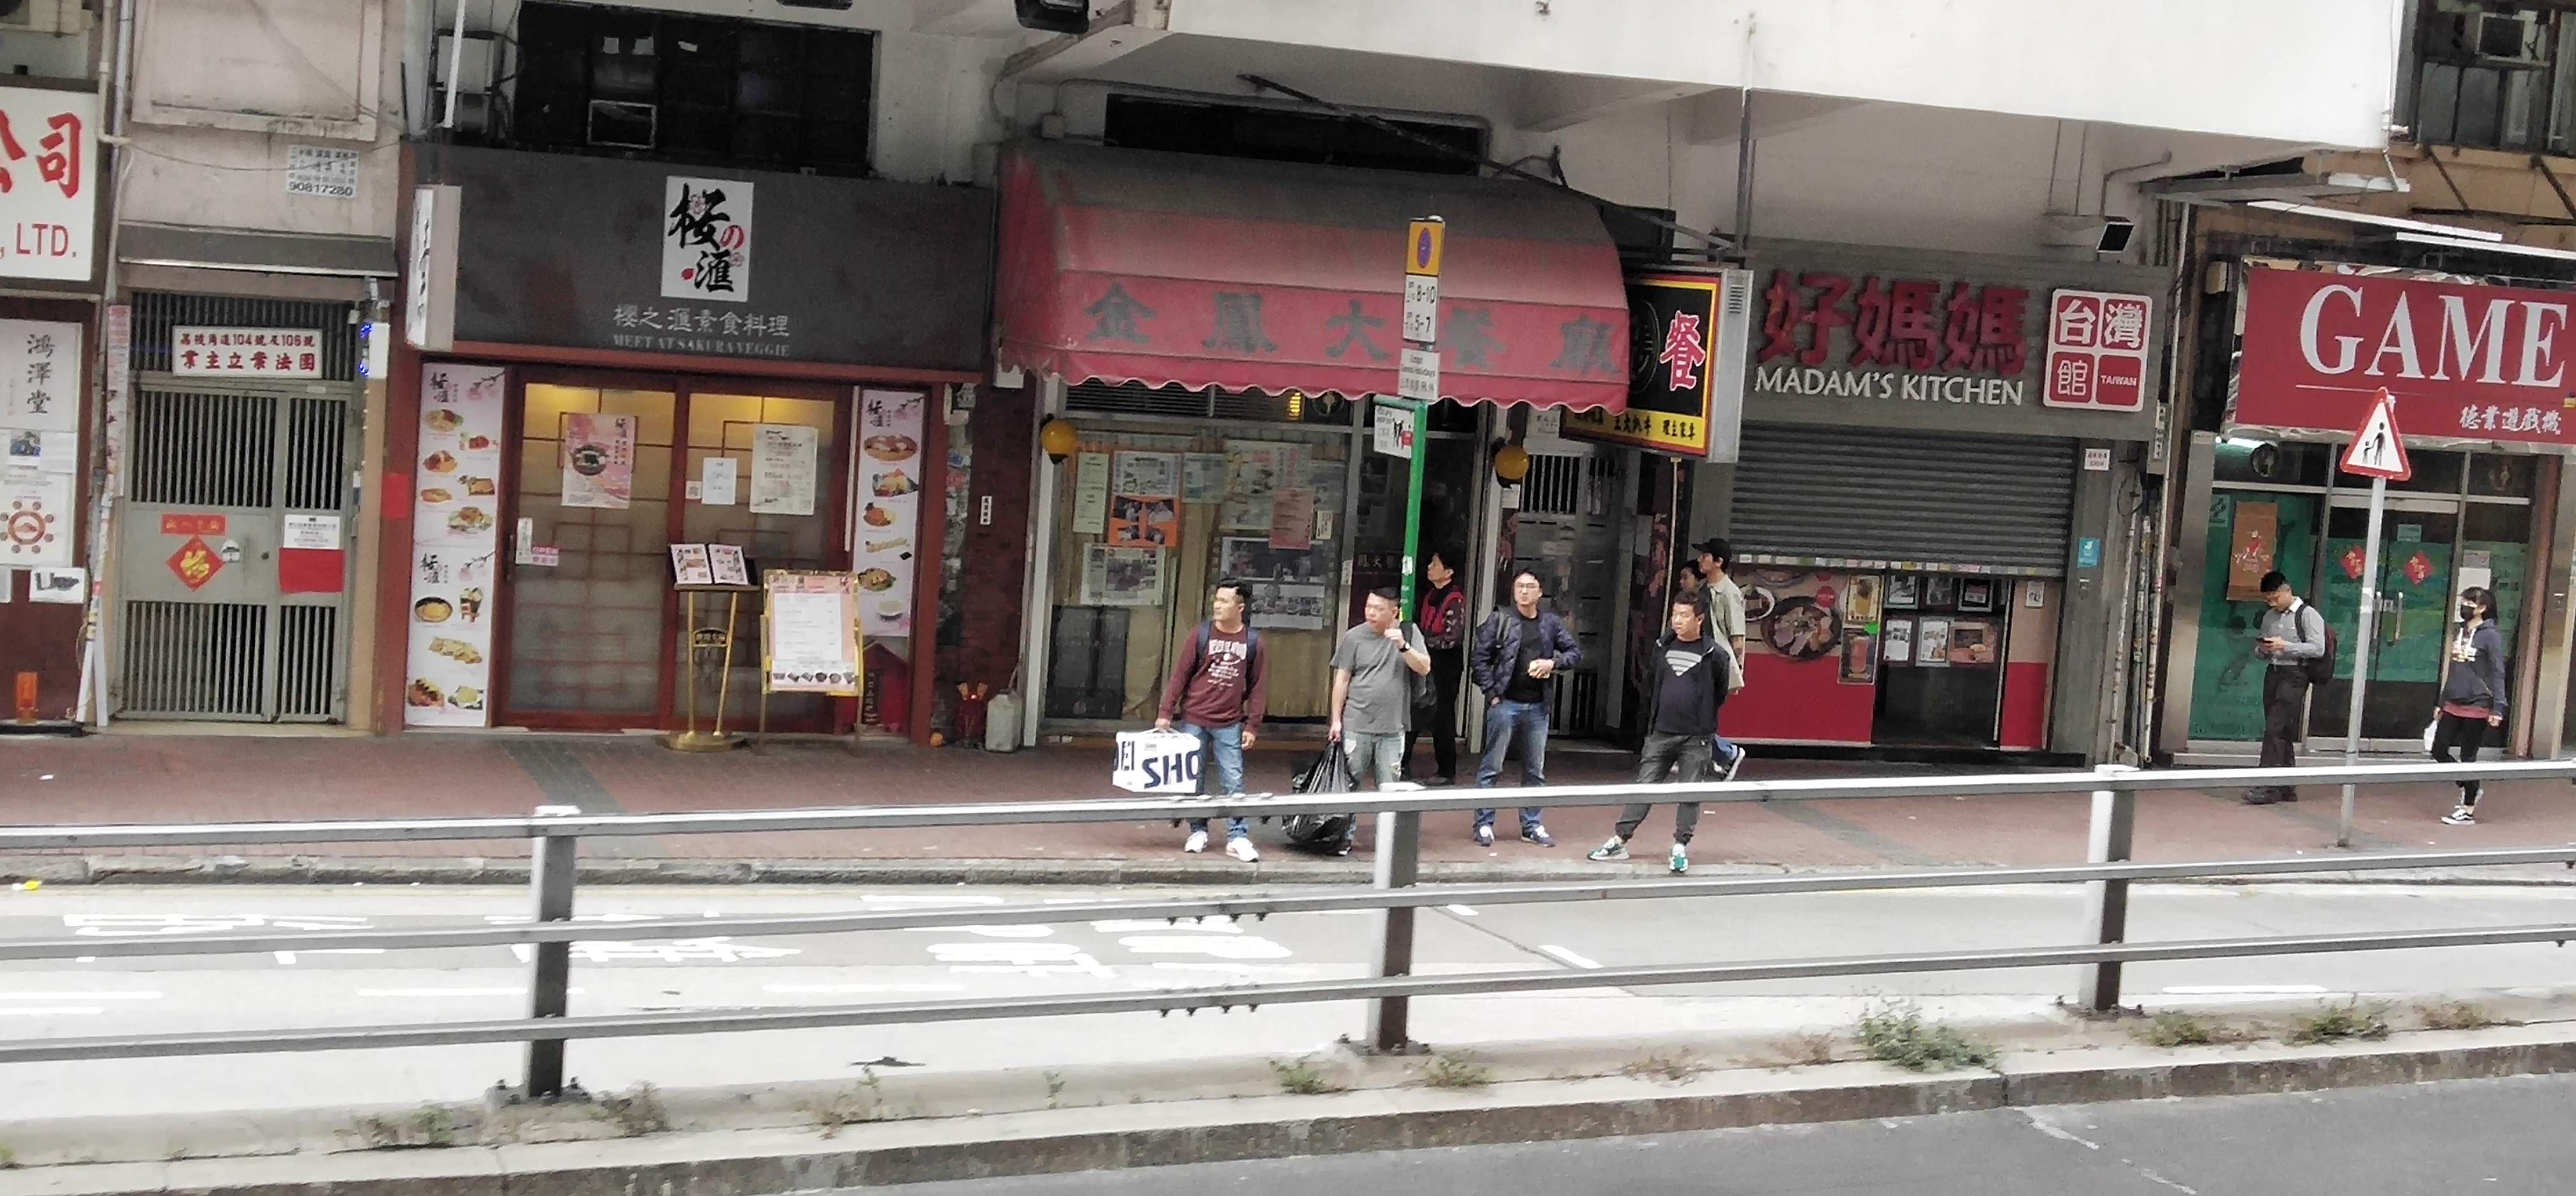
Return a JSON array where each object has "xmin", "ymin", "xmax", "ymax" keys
[{"xmin": 1283, "ymin": 741, "xmax": 1356, "ymax": 847}]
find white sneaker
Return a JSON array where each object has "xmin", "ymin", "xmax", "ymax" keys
[
  {"xmin": 1669, "ymin": 843, "xmax": 1689, "ymax": 874},
  {"xmin": 1475, "ymin": 824, "xmax": 1496, "ymax": 847},
  {"xmin": 2442, "ymin": 806, "xmax": 2478, "ymax": 826},
  {"xmin": 1226, "ymin": 836, "xmax": 1260, "ymax": 863},
  {"xmin": 1183, "ymin": 829, "xmax": 1210, "ymax": 854},
  {"xmin": 1587, "ymin": 838, "xmax": 1629, "ymax": 862}
]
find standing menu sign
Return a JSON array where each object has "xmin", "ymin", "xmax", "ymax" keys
[
  {"xmin": 763, "ymin": 569, "xmax": 860, "ymax": 694},
  {"xmin": 405, "ymin": 364, "xmax": 507, "ymax": 726}
]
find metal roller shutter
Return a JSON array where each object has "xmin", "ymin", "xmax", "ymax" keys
[{"xmin": 1729, "ymin": 424, "xmax": 2075, "ymax": 575}]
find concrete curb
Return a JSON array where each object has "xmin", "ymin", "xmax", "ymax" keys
[
  {"xmin": 3, "ymin": 853, "xmax": 2572, "ymax": 887},
  {"xmin": 12, "ymin": 1025, "xmax": 2576, "ymax": 1195}
]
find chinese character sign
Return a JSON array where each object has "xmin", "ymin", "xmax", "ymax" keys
[
  {"xmin": 170, "ymin": 327, "xmax": 325, "ymax": 379},
  {"xmin": 1563, "ymin": 275, "xmax": 1726, "ymax": 458},
  {"xmin": 661, "ymin": 176, "xmax": 754, "ymax": 303},
  {"xmin": 0, "ymin": 318, "xmax": 79, "ymax": 433},
  {"xmin": 0, "ymin": 86, "xmax": 97, "ymax": 283},
  {"xmin": 2042, "ymin": 290, "xmax": 2153, "ymax": 411}
]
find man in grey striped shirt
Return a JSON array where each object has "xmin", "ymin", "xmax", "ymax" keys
[{"xmin": 2249, "ymin": 569, "xmax": 2327, "ymax": 805}]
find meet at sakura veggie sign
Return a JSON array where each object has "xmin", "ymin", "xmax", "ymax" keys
[{"xmin": 2237, "ymin": 267, "xmax": 2576, "ymax": 445}]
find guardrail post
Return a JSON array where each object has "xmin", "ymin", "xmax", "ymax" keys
[
  {"xmin": 2077, "ymin": 763, "xmax": 2137, "ymax": 1013},
  {"xmin": 1364, "ymin": 808, "xmax": 1422, "ymax": 1053},
  {"xmin": 523, "ymin": 804, "xmax": 580, "ymax": 1098}
]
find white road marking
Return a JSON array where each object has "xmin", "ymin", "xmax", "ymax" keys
[
  {"xmin": 902, "ymin": 924, "xmax": 1054, "ymax": 938},
  {"xmin": 2161, "ymin": 985, "xmax": 2329, "ymax": 995},
  {"xmin": 356, "ymin": 988, "xmax": 530, "ymax": 998},
  {"xmin": 762, "ymin": 983, "xmax": 967, "ymax": 995},
  {"xmin": 1119, "ymin": 935, "xmax": 1292, "ymax": 960},
  {"xmin": 860, "ymin": 895, "xmax": 1007, "ymax": 907},
  {"xmin": 0, "ymin": 991, "xmax": 160, "ymax": 1000},
  {"xmin": 273, "ymin": 949, "xmax": 388, "ymax": 965},
  {"xmin": 1445, "ymin": 905, "xmax": 1480, "ymax": 917},
  {"xmin": 2018, "ymin": 1109, "xmax": 2101, "ymax": 1150},
  {"xmin": 1538, "ymin": 945, "xmax": 1603, "ymax": 970},
  {"xmin": 0, "ymin": 1006, "xmax": 103, "ymax": 1016}
]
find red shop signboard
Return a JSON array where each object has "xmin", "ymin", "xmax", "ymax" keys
[{"xmin": 2237, "ymin": 267, "xmax": 2576, "ymax": 444}]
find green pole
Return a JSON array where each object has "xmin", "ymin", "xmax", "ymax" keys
[{"xmin": 1399, "ymin": 399, "xmax": 1427, "ymax": 617}]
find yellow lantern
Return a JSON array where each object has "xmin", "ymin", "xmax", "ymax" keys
[
  {"xmin": 1040, "ymin": 417, "xmax": 1080, "ymax": 463},
  {"xmin": 1493, "ymin": 443, "xmax": 1531, "ymax": 486}
]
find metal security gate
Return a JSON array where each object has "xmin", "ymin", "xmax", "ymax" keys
[
  {"xmin": 114, "ymin": 295, "xmax": 360, "ymax": 721},
  {"xmin": 1729, "ymin": 424, "xmax": 2076, "ymax": 573}
]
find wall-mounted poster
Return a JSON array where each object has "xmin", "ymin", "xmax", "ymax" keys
[
  {"xmin": 1958, "ymin": 578, "xmax": 1995, "ymax": 613},
  {"xmin": 1081, "ymin": 543, "xmax": 1165, "ymax": 607},
  {"xmin": 750, "ymin": 422, "xmax": 820, "ymax": 516},
  {"xmin": 1885, "ymin": 574, "xmax": 1919, "ymax": 610},
  {"xmin": 0, "ymin": 470, "xmax": 72, "ymax": 567},
  {"xmin": 1882, "ymin": 617, "xmax": 1915, "ymax": 664},
  {"xmin": 1844, "ymin": 575, "xmax": 1882, "ymax": 625},
  {"xmin": 1222, "ymin": 441, "xmax": 1296, "ymax": 532},
  {"xmin": 1181, "ymin": 452, "xmax": 1227, "ymax": 503},
  {"xmin": 1107, "ymin": 494, "xmax": 1179, "ymax": 548},
  {"xmin": 560, "ymin": 411, "xmax": 636, "ymax": 510},
  {"xmin": 1113, "ymin": 451, "xmax": 1179, "ymax": 500},
  {"xmin": 1071, "ymin": 451, "xmax": 1110, "ymax": 533},
  {"xmin": 406, "ymin": 362, "xmax": 507, "ymax": 726},
  {"xmin": 1915, "ymin": 617, "xmax": 1953, "ymax": 669},
  {"xmin": 1838, "ymin": 629, "xmax": 1876, "ymax": 685},
  {"xmin": 1222, "ymin": 535, "xmax": 1327, "ymax": 630},
  {"xmin": 2226, "ymin": 501, "xmax": 2278, "ymax": 601},
  {"xmin": 1947, "ymin": 618, "xmax": 1997, "ymax": 666},
  {"xmin": 1924, "ymin": 576, "xmax": 1958, "ymax": 610},
  {"xmin": 1269, "ymin": 486, "xmax": 1315, "ymax": 549},
  {"xmin": 854, "ymin": 389, "xmax": 927, "ymax": 638}
]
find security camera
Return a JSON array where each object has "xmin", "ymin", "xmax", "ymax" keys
[{"xmin": 2040, "ymin": 213, "xmax": 2136, "ymax": 254}]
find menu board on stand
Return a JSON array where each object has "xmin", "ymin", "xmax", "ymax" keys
[
  {"xmin": 403, "ymin": 364, "xmax": 507, "ymax": 726},
  {"xmin": 759, "ymin": 568, "xmax": 862, "ymax": 748}
]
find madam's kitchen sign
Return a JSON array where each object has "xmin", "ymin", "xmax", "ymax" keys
[{"xmin": 2239, "ymin": 266, "xmax": 2576, "ymax": 445}]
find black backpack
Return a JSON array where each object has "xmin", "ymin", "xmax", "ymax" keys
[
  {"xmin": 2299, "ymin": 604, "xmax": 2336, "ymax": 686},
  {"xmin": 1186, "ymin": 621, "xmax": 1264, "ymax": 689}
]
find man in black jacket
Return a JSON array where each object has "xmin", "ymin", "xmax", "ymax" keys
[
  {"xmin": 1590, "ymin": 595, "xmax": 1733, "ymax": 873},
  {"xmin": 1470, "ymin": 571, "xmax": 1583, "ymax": 848}
]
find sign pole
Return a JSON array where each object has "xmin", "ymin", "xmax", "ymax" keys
[
  {"xmin": 2331, "ymin": 390, "xmax": 2408, "ymax": 849},
  {"xmin": 1393, "ymin": 216, "xmax": 1445, "ymax": 615},
  {"xmin": 2338, "ymin": 472, "xmax": 2386, "ymax": 849}
]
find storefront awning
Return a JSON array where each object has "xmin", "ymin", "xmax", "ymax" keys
[{"xmin": 997, "ymin": 141, "xmax": 1630, "ymax": 412}]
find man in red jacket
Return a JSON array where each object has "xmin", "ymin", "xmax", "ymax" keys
[{"xmin": 1156, "ymin": 579, "xmax": 1269, "ymax": 862}]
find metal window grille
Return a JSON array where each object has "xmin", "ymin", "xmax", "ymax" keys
[{"xmin": 119, "ymin": 601, "xmax": 268, "ymax": 719}]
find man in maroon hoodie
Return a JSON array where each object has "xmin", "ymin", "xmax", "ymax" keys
[{"xmin": 1156, "ymin": 579, "xmax": 1269, "ymax": 862}]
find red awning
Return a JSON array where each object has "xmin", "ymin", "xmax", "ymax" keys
[{"xmin": 997, "ymin": 142, "xmax": 1629, "ymax": 412}]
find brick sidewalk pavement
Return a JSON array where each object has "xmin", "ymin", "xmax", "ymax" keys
[{"xmin": 3, "ymin": 731, "xmax": 2566, "ymax": 877}]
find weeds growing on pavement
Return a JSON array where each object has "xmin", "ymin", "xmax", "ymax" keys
[
  {"xmin": 1756, "ymin": 1031, "xmax": 1839, "ymax": 1068},
  {"xmin": 2287, "ymin": 1000, "xmax": 2393, "ymax": 1045},
  {"xmin": 1857, "ymin": 1003, "xmax": 1998, "ymax": 1072},
  {"xmin": 594, "ymin": 1082, "xmax": 672, "ymax": 1137},
  {"xmin": 802, "ymin": 1068, "xmax": 889, "ymax": 1138},
  {"xmin": 353, "ymin": 1106, "xmax": 458, "ymax": 1150},
  {"xmin": 1043, "ymin": 1071, "xmax": 1068, "ymax": 1108},
  {"xmin": 1620, "ymin": 1050, "xmax": 1712, "ymax": 1084},
  {"xmin": 2132, "ymin": 1011, "xmax": 2259, "ymax": 1048},
  {"xmin": 2416, "ymin": 999, "xmax": 2510, "ymax": 1031},
  {"xmin": 1418, "ymin": 1052, "xmax": 1494, "ymax": 1089},
  {"xmin": 0, "ymin": 1144, "xmax": 16, "ymax": 1169},
  {"xmin": 1269, "ymin": 1056, "xmax": 1347, "ymax": 1095}
]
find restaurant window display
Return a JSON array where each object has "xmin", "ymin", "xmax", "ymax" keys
[{"xmin": 1043, "ymin": 422, "xmax": 1354, "ymax": 726}]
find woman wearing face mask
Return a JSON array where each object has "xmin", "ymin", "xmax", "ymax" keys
[{"xmin": 2433, "ymin": 586, "xmax": 2507, "ymax": 826}]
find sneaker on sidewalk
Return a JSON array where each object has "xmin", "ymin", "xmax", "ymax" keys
[
  {"xmin": 1522, "ymin": 825, "xmax": 1554, "ymax": 848},
  {"xmin": 2442, "ymin": 805, "xmax": 2478, "ymax": 826},
  {"xmin": 1226, "ymin": 836, "xmax": 1261, "ymax": 862},
  {"xmin": 1183, "ymin": 829, "xmax": 1210, "ymax": 854},
  {"xmin": 1475, "ymin": 824, "xmax": 1495, "ymax": 847},
  {"xmin": 1717, "ymin": 746, "xmax": 1747, "ymax": 782},
  {"xmin": 1669, "ymin": 843, "xmax": 1689, "ymax": 874},
  {"xmin": 1587, "ymin": 838, "xmax": 1629, "ymax": 862}
]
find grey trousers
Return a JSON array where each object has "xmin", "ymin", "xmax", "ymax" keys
[{"xmin": 1615, "ymin": 732, "xmax": 1712, "ymax": 845}]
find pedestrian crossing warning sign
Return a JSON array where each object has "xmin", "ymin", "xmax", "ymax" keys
[{"xmin": 2340, "ymin": 390, "xmax": 2412, "ymax": 481}]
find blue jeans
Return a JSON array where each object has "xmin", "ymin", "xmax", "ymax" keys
[
  {"xmin": 1475, "ymin": 698, "xmax": 1549, "ymax": 832},
  {"xmin": 1179, "ymin": 721, "xmax": 1250, "ymax": 839}
]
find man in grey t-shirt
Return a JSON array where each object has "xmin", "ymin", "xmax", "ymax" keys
[{"xmin": 1330, "ymin": 588, "xmax": 1432, "ymax": 853}]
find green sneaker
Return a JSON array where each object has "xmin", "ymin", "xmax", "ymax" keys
[
  {"xmin": 1669, "ymin": 843, "xmax": 1689, "ymax": 874},
  {"xmin": 1586, "ymin": 838, "xmax": 1629, "ymax": 862}
]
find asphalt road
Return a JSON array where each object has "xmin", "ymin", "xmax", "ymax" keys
[
  {"xmin": 2, "ymin": 881, "xmax": 2573, "ymax": 1121},
  {"xmin": 861, "ymin": 1072, "xmax": 2576, "ymax": 1195}
]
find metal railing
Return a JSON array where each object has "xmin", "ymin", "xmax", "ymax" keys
[{"xmin": 3, "ymin": 760, "xmax": 2571, "ymax": 1096}]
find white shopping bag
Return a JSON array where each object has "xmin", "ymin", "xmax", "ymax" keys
[{"xmin": 1113, "ymin": 728, "xmax": 1204, "ymax": 795}]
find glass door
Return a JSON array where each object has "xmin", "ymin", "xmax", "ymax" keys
[
  {"xmin": 500, "ymin": 380, "xmax": 680, "ymax": 727},
  {"xmin": 2310, "ymin": 496, "xmax": 2457, "ymax": 746}
]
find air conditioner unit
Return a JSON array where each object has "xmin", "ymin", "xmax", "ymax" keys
[
  {"xmin": 0, "ymin": 0, "xmax": 95, "ymax": 36},
  {"xmin": 2471, "ymin": 10, "xmax": 2546, "ymax": 65}
]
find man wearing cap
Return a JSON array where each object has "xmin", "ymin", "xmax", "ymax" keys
[{"xmin": 1692, "ymin": 537, "xmax": 1751, "ymax": 781}]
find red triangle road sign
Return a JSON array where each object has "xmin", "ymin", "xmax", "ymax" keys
[{"xmin": 2340, "ymin": 390, "xmax": 2412, "ymax": 481}]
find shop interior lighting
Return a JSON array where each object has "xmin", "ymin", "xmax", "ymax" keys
[{"xmin": 2246, "ymin": 201, "xmax": 2503, "ymax": 242}]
